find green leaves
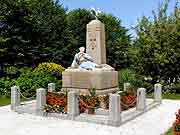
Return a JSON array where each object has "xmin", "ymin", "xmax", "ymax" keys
[
  {"xmin": 0, "ymin": 0, "xmax": 68, "ymax": 67},
  {"xmin": 134, "ymin": 0, "xmax": 180, "ymax": 84},
  {"xmin": 16, "ymin": 69, "xmax": 61, "ymax": 97}
]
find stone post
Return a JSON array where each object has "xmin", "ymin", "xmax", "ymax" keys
[
  {"xmin": 48, "ymin": 83, "xmax": 55, "ymax": 92},
  {"xmin": 124, "ymin": 82, "xmax": 130, "ymax": 91},
  {"xmin": 67, "ymin": 91, "xmax": 79, "ymax": 120},
  {"xmin": 36, "ymin": 88, "xmax": 46, "ymax": 116},
  {"xmin": 108, "ymin": 94, "xmax": 121, "ymax": 126},
  {"xmin": 154, "ymin": 83, "xmax": 162, "ymax": 104},
  {"xmin": 136, "ymin": 88, "xmax": 146, "ymax": 111},
  {"xmin": 11, "ymin": 86, "xmax": 20, "ymax": 111}
]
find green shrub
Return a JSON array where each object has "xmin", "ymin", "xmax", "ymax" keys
[
  {"xmin": 15, "ymin": 70, "xmax": 61, "ymax": 97},
  {"xmin": 19, "ymin": 67, "xmax": 33, "ymax": 74},
  {"xmin": 34, "ymin": 62, "xmax": 65, "ymax": 79},
  {"xmin": 0, "ymin": 77, "xmax": 15, "ymax": 96},
  {"xmin": 3, "ymin": 66, "xmax": 20, "ymax": 79},
  {"xmin": 118, "ymin": 69, "xmax": 143, "ymax": 91},
  {"xmin": 4, "ymin": 66, "xmax": 19, "ymax": 75}
]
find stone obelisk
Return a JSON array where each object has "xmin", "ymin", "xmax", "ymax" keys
[{"xmin": 86, "ymin": 20, "xmax": 106, "ymax": 65}]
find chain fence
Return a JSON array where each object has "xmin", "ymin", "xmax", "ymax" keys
[
  {"xmin": 17, "ymin": 88, "xmax": 36, "ymax": 102},
  {"xmin": 120, "ymin": 99, "xmax": 137, "ymax": 108},
  {"xmin": 146, "ymin": 89, "xmax": 154, "ymax": 98}
]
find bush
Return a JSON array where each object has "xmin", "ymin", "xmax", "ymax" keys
[
  {"xmin": 34, "ymin": 62, "xmax": 65, "ymax": 79},
  {"xmin": 0, "ymin": 77, "xmax": 15, "ymax": 96},
  {"xmin": 118, "ymin": 69, "xmax": 143, "ymax": 91},
  {"xmin": 3, "ymin": 66, "xmax": 20, "ymax": 79},
  {"xmin": 15, "ymin": 70, "xmax": 61, "ymax": 97}
]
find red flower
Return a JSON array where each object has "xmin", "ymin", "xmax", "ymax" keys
[{"xmin": 176, "ymin": 119, "xmax": 180, "ymax": 124}]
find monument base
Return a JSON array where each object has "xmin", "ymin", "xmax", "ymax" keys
[
  {"xmin": 62, "ymin": 87, "xmax": 118, "ymax": 95},
  {"xmin": 62, "ymin": 69, "xmax": 119, "ymax": 95}
]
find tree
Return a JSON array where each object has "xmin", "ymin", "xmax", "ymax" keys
[
  {"xmin": 0, "ymin": 0, "xmax": 70, "ymax": 69},
  {"xmin": 134, "ymin": 1, "xmax": 180, "ymax": 83}
]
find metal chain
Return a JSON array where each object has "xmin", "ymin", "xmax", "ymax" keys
[
  {"xmin": 146, "ymin": 89, "xmax": 154, "ymax": 97},
  {"xmin": 78, "ymin": 97, "xmax": 100, "ymax": 110},
  {"xmin": 120, "ymin": 99, "xmax": 137, "ymax": 108},
  {"xmin": 78, "ymin": 96, "xmax": 137, "ymax": 109},
  {"xmin": 17, "ymin": 88, "xmax": 36, "ymax": 100}
]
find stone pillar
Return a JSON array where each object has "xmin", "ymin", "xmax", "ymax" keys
[
  {"xmin": 86, "ymin": 20, "xmax": 106, "ymax": 64},
  {"xmin": 154, "ymin": 83, "xmax": 162, "ymax": 104},
  {"xmin": 108, "ymin": 94, "xmax": 121, "ymax": 126},
  {"xmin": 11, "ymin": 86, "xmax": 20, "ymax": 111},
  {"xmin": 136, "ymin": 88, "xmax": 146, "ymax": 111},
  {"xmin": 67, "ymin": 91, "xmax": 79, "ymax": 120},
  {"xmin": 124, "ymin": 82, "xmax": 130, "ymax": 91},
  {"xmin": 36, "ymin": 88, "xmax": 46, "ymax": 116},
  {"xmin": 48, "ymin": 83, "xmax": 55, "ymax": 92}
]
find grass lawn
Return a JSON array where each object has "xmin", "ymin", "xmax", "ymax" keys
[
  {"xmin": 162, "ymin": 92, "xmax": 180, "ymax": 100},
  {"xmin": 164, "ymin": 127, "xmax": 173, "ymax": 135},
  {"xmin": 0, "ymin": 96, "xmax": 11, "ymax": 106}
]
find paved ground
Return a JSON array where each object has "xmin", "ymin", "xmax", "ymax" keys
[{"xmin": 0, "ymin": 100, "xmax": 179, "ymax": 135}]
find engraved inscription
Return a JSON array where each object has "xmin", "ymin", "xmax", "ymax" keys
[{"xmin": 88, "ymin": 32, "xmax": 97, "ymax": 51}]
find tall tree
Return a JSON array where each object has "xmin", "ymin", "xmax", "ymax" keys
[
  {"xmin": 134, "ymin": 1, "xmax": 180, "ymax": 83},
  {"xmin": 0, "ymin": 0, "xmax": 69, "ymax": 69}
]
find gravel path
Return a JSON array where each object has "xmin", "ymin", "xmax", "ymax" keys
[{"xmin": 0, "ymin": 99, "xmax": 179, "ymax": 135}]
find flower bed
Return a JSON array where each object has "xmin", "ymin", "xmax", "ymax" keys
[
  {"xmin": 44, "ymin": 91, "xmax": 137, "ymax": 114},
  {"xmin": 79, "ymin": 95, "xmax": 100, "ymax": 114},
  {"xmin": 44, "ymin": 92, "xmax": 67, "ymax": 113},
  {"xmin": 120, "ymin": 87, "xmax": 137, "ymax": 110},
  {"xmin": 121, "ymin": 93, "xmax": 136, "ymax": 110},
  {"xmin": 173, "ymin": 109, "xmax": 180, "ymax": 135}
]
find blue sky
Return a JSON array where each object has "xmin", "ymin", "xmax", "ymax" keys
[{"xmin": 60, "ymin": 0, "xmax": 177, "ymax": 35}]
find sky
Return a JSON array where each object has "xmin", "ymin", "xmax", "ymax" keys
[{"xmin": 60, "ymin": 0, "xmax": 177, "ymax": 36}]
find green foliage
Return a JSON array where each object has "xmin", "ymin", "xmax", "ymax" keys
[
  {"xmin": 34, "ymin": 62, "xmax": 65, "ymax": 79},
  {"xmin": 0, "ymin": 77, "xmax": 15, "ymax": 96},
  {"xmin": 0, "ymin": 0, "xmax": 70, "ymax": 69},
  {"xmin": 0, "ymin": 96, "xmax": 11, "ymax": 106},
  {"xmin": 119, "ymin": 69, "xmax": 136, "ymax": 83},
  {"xmin": 15, "ymin": 70, "xmax": 61, "ymax": 97},
  {"xmin": 162, "ymin": 92, "xmax": 180, "ymax": 100},
  {"xmin": 66, "ymin": 8, "xmax": 94, "ymax": 60},
  {"xmin": 118, "ymin": 69, "xmax": 143, "ymax": 90},
  {"xmin": 163, "ymin": 78, "xmax": 180, "ymax": 93},
  {"xmin": 163, "ymin": 128, "xmax": 172, "ymax": 135},
  {"xmin": 3, "ymin": 66, "xmax": 20, "ymax": 79},
  {"xmin": 0, "ymin": 1, "xmax": 133, "ymax": 71},
  {"xmin": 89, "ymin": 88, "xmax": 96, "ymax": 97},
  {"xmin": 4, "ymin": 66, "xmax": 18, "ymax": 75},
  {"xmin": 134, "ymin": 1, "xmax": 180, "ymax": 86}
]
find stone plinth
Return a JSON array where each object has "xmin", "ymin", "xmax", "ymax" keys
[
  {"xmin": 86, "ymin": 20, "xmax": 106, "ymax": 64},
  {"xmin": 62, "ymin": 70, "xmax": 118, "ymax": 95}
]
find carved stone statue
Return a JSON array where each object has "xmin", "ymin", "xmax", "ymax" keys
[{"xmin": 71, "ymin": 47, "xmax": 102, "ymax": 70}]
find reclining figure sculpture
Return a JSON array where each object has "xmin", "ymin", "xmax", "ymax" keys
[
  {"xmin": 68, "ymin": 46, "xmax": 114, "ymax": 71},
  {"xmin": 71, "ymin": 47, "xmax": 102, "ymax": 70}
]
